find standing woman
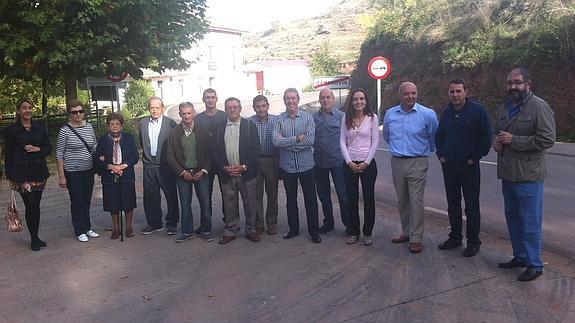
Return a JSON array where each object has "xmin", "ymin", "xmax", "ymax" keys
[
  {"xmin": 4, "ymin": 98, "xmax": 52, "ymax": 251},
  {"xmin": 94, "ymin": 113, "xmax": 138, "ymax": 239},
  {"xmin": 56, "ymin": 100, "xmax": 100, "ymax": 242},
  {"xmin": 340, "ymin": 88, "xmax": 380, "ymax": 246}
]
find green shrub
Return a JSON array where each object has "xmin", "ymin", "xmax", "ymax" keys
[{"xmin": 124, "ymin": 80, "xmax": 154, "ymax": 117}]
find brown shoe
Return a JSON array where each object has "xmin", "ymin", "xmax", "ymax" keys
[
  {"xmin": 255, "ymin": 227, "xmax": 264, "ymax": 234},
  {"xmin": 392, "ymin": 235, "xmax": 409, "ymax": 243},
  {"xmin": 267, "ymin": 227, "xmax": 278, "ymax": 235},
  {"xmin": 111, "ymin": 230, "xmax": 120, "ymax": 240},
  {"xmin": 246, "ymin": 233, "xmax": 261, "ymax": 242},
  {"xmin": 409, "ymin": 242, "xmax": 422, "ymax": 254},
  {"xmin": 126, "ymin": 228, "xmax": 134, "ymax": 238},
  {"xmin": 218, "ymin": 235, "xmax": 236, "ymax": 244}
]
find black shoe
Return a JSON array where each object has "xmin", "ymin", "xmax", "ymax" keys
[
  {"xmin": 498, "ymin": 257, "xmax": 527, "ymax": 268},
  {"xmin": 518, "ymin": 267, "xmax": 543, "ymax": 282},
  {"xmin": 283, "ymin": 232, "xmax": 299, "ymax": 239},
  {"xmin": 462, "ymin": 245, "xmax": 480, "ymax": 257},
  {"xmin": 318, "ymin": 225, "xmax": 334, "ymax": 234},
  {"xmin": 438, "ymin": 240, "xmax": 462, "ymax": 250},
  {"xmin": 38, "ymin": 239, "xmax": 47, "ymax": 248},
  {"xmin": 31, "ymin": 242, "xmax": 41, "ymax": 251},
  {"xmin": 311, "ymin": 235, "xmax": 322, "ymax": 244}
]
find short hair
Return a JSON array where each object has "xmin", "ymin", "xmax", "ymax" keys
[
  {"xmin": 509, "ymin": 68, "xmax": 531, "ymax": 82},
  {"xmin": 148, "ymin": 96, "xmax": 164, "ymax": 107},
  {"xmin": 224, "ymin": 97, "xmax": 242, "ymax": 109},
  {"xmin": 106, "ymin": 112, "xmax": 124, "ymax": 126},
  {"xmin": 178, "ymin": 101, "xmax": 195, "ymax": 112},
  {"xmin": 448, "ymin": 78, "xmax": 467, "ymax": 90},
  {"xmin": 203, "ymin": 88, "xmax": 217, "ymax": 98},
  {"xmin": 66, "ymin": 99, "xmax": 84, "ymax": 113},
  {"xmin": 283, "ymin": 88, "xmax": 300, "ymax": 100},
  {"xmin": 15, "ymin": 98, "xmax": 34, "ymax": 122},
  {"xmin": 252, "ymin": 94, "xmax": 269, "ymax": 107}
]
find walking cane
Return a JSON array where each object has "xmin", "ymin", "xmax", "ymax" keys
[{"xmin": 114, "ymin": 173, "xmax": 124, "ymax": 242}]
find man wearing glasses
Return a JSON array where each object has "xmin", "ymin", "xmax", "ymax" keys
[
  {"xmin": 492, "ymin": 68, "xmax": 556, "ymax": 281},
  {"xmin": 435, "ymin": 79, "xmax": 491, "ymax": 257}
]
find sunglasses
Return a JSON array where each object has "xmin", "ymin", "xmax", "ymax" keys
[{"xmin": 69, "ymin": 109, "xmax": 84, "ymax": 115}]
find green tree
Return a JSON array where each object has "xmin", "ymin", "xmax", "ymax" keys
[
  {"xmin": 0, "ymin": 0, "xmax": 208, "ymax": 102},
  {"xmin": 309, "ymin": 42, "xmax": 342, "ymax": 78},
  {"xmin": 123, "ymin": 80, "xmax": 154, "ymax": 117}
]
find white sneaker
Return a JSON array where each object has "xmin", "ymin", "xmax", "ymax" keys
[
  {"xmin": 86, "ymin": 230, "xmax": 100, "ymax": 238},
  {"xmin": 77, "ymin": 234, "xmax": 89, "ymax": 242}
]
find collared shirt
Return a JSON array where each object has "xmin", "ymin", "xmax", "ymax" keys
[
  {"xmin": 272, "ymin": 110, "xmax": 315, "ymax": 173},
  {"xmin": 249, "ymin": 114, "xmax": 279, "ymax": 157},
  {"xmin": 148, "ymin": 115, "xmax": 163, "ymax": 156},
  {"xmin": 182, "ymin": 122, "xmax": 194, "ymax": 137},
  {"xmin": 505, "ymin": 95, "xmax": 528, "ymax": 119},
  {"xmin": 383, "ymin": 103, "xmax": 438, "ymax": 157},
  {"xmin": 224, "ymin": 119, "xmax": 241, "ymax": 165},
  {"xmin": 313, "ymin": 108, "xmax": 345, "ymax": 168}
]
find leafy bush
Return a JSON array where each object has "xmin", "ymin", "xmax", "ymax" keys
[{"xmin": 123, "ymin": 80, "xmax": 154, "ymax": 117}]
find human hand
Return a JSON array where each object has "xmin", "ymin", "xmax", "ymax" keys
[
  {"xmin": 58, "ymin": 176, "xmax": 67, "ymax": 189},
  {"xmin": 497, "ymin": 131, "xmax": 513, "ymax": 145},
  {"xmin": 492, "ymin": 137, "xmax": 503, "ymax": 152}
]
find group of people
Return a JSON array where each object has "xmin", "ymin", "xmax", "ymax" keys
[{"xmin": 3, "ymin": 67, "xmax": 555, "ymax": 282}]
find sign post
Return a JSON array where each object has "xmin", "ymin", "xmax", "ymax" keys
[
  {"xmin": 367, "ymin": 56, "xmax": 392, "ymax": 119},
  {"xmin": 313, "ymin": 75, "xmax": 351, "ymax": 108}
]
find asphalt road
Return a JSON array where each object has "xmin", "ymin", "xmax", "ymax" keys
[{"xmin": 374, "ymin": 141, "xmax": 575, "ymax": 261}]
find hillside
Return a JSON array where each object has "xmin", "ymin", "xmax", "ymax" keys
[{"xmin": 242, "ymin": 0, "xmax": 370, "ymax": 70}]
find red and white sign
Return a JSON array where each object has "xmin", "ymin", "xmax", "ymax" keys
[
  {"xmin": 313, "ymin": 75, "xmax": 351, "ymax": 90},
  {"xmin": 106, "ymin": 72, "xmax": 129, "ymax": 83},
  {"xmin": 367, "ymin": 56, "xmax": 391, "ymax": 80}
]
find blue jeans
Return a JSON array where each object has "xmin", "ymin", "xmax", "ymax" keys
[
  {"xmin": 314, "ymin": 165, "xmax": 350, "ymax": 230},
  {"xmin": 281, "ymin": 168, "xmax": 319, "ymax": 237},
  {"xmin": 65, "ymin": 169, "xmax": 95, "ymax": 236},
  {"xmin": 176, "ymin": 175, "xmax": 211, "ymax": 235},
  {"xmin": 502, "ymin": 181, "xmax": 544, "ymax": 269}
]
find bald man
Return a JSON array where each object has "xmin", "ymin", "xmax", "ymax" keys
[{"xmin": 383, "ymin": 82, "xmax": 438, "ymax": 254}]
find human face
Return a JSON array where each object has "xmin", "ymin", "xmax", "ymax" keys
[
  {"xmin": 400, "ymin": 83, "xmax": 417, "ymax": 109},
  {"xmin": 107, "ymin": 119, "xmax": 123, "ymax": 135},
  {"xmin": 283, "ymin": 91, "xmax": 300, "ymax": 115},
  {"xmin": 506, "ymin": 72, "xmax": 531, "ymax": 103},
  {"xmin": 17, "ymin": 101, "xmax": 33, "ymax": 122},
  {"xmin": 319, "ymin": 89, "xmax": 335, "ymax": 113},
  {"xmin": 148, "ymin": 98, "xmax": 164, "ymax": 119},
  {"xmin": 225, "ymin": 100, "xmax": 242, "ymax": 122},
  {"xmin": 253, "ymin": 99, "xmax": 269, "ymax": 120},
  {"xmin": 202, "ymin": 91, "xmax": 218, "ymax": 110},
  {"xmin": 448, "ymin": 83, "xmax": 467, "ymax": 110},
  {"xmin": 179, "ymin": 106, "xmax": 196, "ymax": 127},
  {"xmin": 68, "ymin": 105, "xmax": 85, "ymax": 121},
  {"xmin": 352, "ymin": 91, "xmax": 366, "ymax": 114}
]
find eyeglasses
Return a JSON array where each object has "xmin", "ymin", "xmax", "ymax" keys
[
  {"xmin": 69, "ymin": 110, "xmax": 84, "ymax": 115},
  {"xmin": 505, "ymin": 81, "xmax": 526, "ymax": 86}
]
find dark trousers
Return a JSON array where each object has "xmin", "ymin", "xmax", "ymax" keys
[
  {"xmin": 281, "ymin": 168, "xmax": 319, "ymax": 237},
  {"xmin": 441, "ymin": 161, "xmax": 481, "ymax": 245},
  {"xmin": 20, "ymin": 190, "xmax": 43, "ymax": 243},
  {"xmin": 143, "ymin": 164, "xmax": 179, "ymax": 229},
  {"xmin": 65, "ymin": 169, "xmax": 95, "ymax": 236},
  {"xmin": 343, "ymin": 160, "xmax": 377, "ymax": 237},
  {"xmin": 315, "ymin": 165, "xmax": 351, "ymax": 231}
]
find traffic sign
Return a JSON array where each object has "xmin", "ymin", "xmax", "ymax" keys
[
  {"xmin": 367, "ymin": 56, "xmax": 391, "ymax": 80},
  {"xmin": 106, "ymin": 72, "xmax": 129, "ymax": 83},
  {"xmin": 313, "ymin": 75, "xmax": 351, "ymax": 90}
]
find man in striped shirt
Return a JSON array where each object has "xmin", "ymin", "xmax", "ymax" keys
[{"xmin": 272, "ymin": 88, "xmax": 321, "ymax": 244}]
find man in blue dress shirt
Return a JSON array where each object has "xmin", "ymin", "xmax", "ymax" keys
[{"xmin": 383, "ymin": 82, "xmax": 438, "ymax": 254}]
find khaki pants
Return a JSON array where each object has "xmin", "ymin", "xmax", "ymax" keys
[
  {"xmin": 221, "ymin": 176, "xmax": 257, "ymax": 237},
  {"xmin": 255, "ymin": 156, "xmax": 279, "ymax": 231},
  {"xmin": 391, "ymin": 156, "xmax": 429, "ymax": 243}
]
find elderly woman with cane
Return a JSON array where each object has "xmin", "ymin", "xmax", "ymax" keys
[{"xmin": 94, "ymin": 113, "xmax": 138, "ymax": 239}]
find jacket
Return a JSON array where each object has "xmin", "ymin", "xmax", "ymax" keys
[
  {"xmin": 4, "ymin": 120, "xmax": 51, "ymax": 183},
  {"xmin": 495, "ymin": 92, "xmax": 556, "ymax": 182},
  {"xmin": 94, "ymin": 132, "xmax": 139, "ymax": 184},
  {"xmin": 166, "ymin": 123, "xmax": 211, "ymax": 177},
  {"xmin": 138, "ymin": 116, "xmax": 177, "ymax": 166}
]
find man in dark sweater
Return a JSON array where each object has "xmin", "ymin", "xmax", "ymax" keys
[{"xmin": 435, "ymin": 78, "xmax": 492, "ymax": 257}]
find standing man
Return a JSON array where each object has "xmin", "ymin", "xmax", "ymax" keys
[
  {"xmin": 195, "ymin": 88, "xmax": 227, "ymax": 227},
  {"xmin": 139, "ymin": 96, "xmax": 179, "ymax": 235},
  {"xmin": 313, "ymin": 88, "xmax": 351, "ymax": 235},
  {"xmin": 249, "ymin": 95, "xmax": 280, "ymax": 235},
  {"xmin": 212, "ymin": 98, "xmax": 261, "ymax": 244},
  {"xmin": 435, "ymin": 79, "xmax": 492, "ymax": 257},
  {"xmin": 383, "ymin": 82, "xmax": 438, "ymax": 254},
  {"xmin": 493, "ymin": 68, "xmax": 555, "ymax": 281},
  {"xmin": 273, "ymin": 88, "xmax": 321, "ymax": 244},
  {"xmin": 166, "ymin": 102, "xmax": 213, "ymax": 243}
]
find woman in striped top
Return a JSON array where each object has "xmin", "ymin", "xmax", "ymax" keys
[
  {"xmin": 340, "ymin": 88, "xmax": 380, "ymax": 246},
  {"xmin": 56, "ymin": 100, "xmax": 100, "ymax": 242}
]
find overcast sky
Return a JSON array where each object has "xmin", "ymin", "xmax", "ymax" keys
[{"xmin": 206, "ymin": 0, "xmax": 342, "ymax": 32}]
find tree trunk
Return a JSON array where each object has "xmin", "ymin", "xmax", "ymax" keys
[
  {"xmin": 41, "ymin": 78, "xmax": 48, "ymax": 125},
  {"xmin": 64, "ymin": 73, "xmax": 78, "ymax": 102}
]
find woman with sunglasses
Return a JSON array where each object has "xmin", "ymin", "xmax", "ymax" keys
[
  {"xmin": 56, "ymin": 100, "xmax": 100, "ymax": 242},
  {"xmin": 4, "ymin": 98, "xmax": 52, "ymax": 251}
]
